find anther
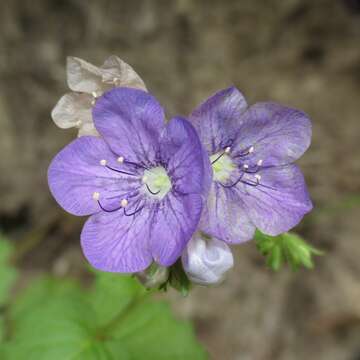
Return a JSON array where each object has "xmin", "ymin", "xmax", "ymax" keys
[
  {"xmin": 224, "ymin": 146, "xmax": 231, "ymax": 154},
  {"xmin": 243, "ymin": 164, "xmax": 249, "ymax": 169},
  {"xmin": 113, "ymin": 77, "xmax": 120, "ymax": 85},
  {"xmin": 117, "ymin": 156, "xmax": 124, "ymax": 163},
  {"xmin": 142, "ymin": 175, "xmax": 148, "ymax": 183},
  {"xmin": 257, "ymin": 159, "xmax": 263, "ymax": 166},
  {"xmin": 75, "ymin": 120, "xmax": 82, "ymax": 127},
  {"xmin": 120, "ymin": 199, "xmax": 128, "ymax": 208},
  {"xmin": 92, "ymin": 192, "xmax": 100, "ymax": 200},
  {"xmin": 100, "ymin": 159, "xmax": 107, "ymax": 166},
  {"xmin": 254, "ymin": 174, "xmax": 261, "ymax": 181},
  {"xmin": 91, "ymin": 91, "xmax": 98, "ymax": 98},
  {"xmin": 249, "ymin": 146, "xmax": 254, "ymax": 154}
]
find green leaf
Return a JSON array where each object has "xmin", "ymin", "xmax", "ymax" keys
[
  {"xmin": 166, "ymin": 260, "xmax": 191, "ymax": 296},
  {"xmin": 0, "ymin": 235, "xmax": 18, "ymax": 307},
  {"xmin": 4, "ymin": 273, "xmax": 207, "ymax": 360},
  {"xmin": 255, "ymin": 230, "xmax": 323, "ymax": 271}
]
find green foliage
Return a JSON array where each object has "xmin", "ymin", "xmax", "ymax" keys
[
  {"xmin": 160, "ymin": 260, "xmax": 191, "ymax": 296},
  {"xmin": 255, "ymin": 230, "xmax": 323, "ymax": 271},
  {"xmin": 1, "ymin": 270, "xmax": 206, "ymax": 359},
  {"xmin": 0, "ymin": 235, "xmax": 18, "ymax": 346},
  {"xmin": 0, "ymin": 236, "xmax": 18, "ymax": 307}
]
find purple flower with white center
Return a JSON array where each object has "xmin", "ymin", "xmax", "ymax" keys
[
  {"xmin": 52, "ymin": 56, "xmax": 146, "ymax": 136},
  {"xmin": 189, "ymin": 86, "xmax": 313, "ymax": 244},
  {"xmin": 48, "ymin": 87, "xmax": 209, "ymax": 273}
]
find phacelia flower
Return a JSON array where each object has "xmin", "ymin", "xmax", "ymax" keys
[
  {"xmin": 48, "ymin": 87, "xmax": 209, "ymax": 273},
  {"xmin": 182, "ymin": 234, "xmax": 234, "ymax": 285},
  {"xmin": 189, "ymin": 87, "xmax": 313, "ymax": 243},
  {"xmin": 51, "ymin": 56, "xmax": 146, "ymax": 136}
]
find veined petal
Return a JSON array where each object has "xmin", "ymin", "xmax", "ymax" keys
[
  {"xmin": 232, "ymin": 102, "xmax": 312, "ymax": 166},
  {"xmin": 81, "ymin": 208, "xmax": 153, "ymax": 273},
  {"xmin": 236, "ymin": 164, "xmax": 313, "ymax": 235},
  {"xmin": 67, "ymin": 56, "xmax": 103, "ymax": 93},
  {"xmin": 161, "ymin": 116, "xmax": 211, "ymax": 196},
  {"xmin": 48, "ymin": 136, "xmax": 140, "ymax": 216},
  {"xmin": 189, "ymin": 87, "xmax": 248, "ymax": 154},
  {"xmin": 150, "ymin": 193, "xmax": 203, "ymax": 266},
  {"xmin": 51, "ymin": 93, "xmax": 92, "ymax": 129},
  {"xmin": 93, "ymin": 87, "xmax": 165, "ymax": 165},
  {"xmin": 101, "ymin": 55, "xmax": 147, "ymax": 91},
  {"xmin": 199, "ymin": 182, "xmax": 256, "ymax": 244}
]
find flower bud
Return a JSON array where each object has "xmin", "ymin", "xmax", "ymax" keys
[
  {"xmin": 136, "ymin": 264, "xmax": 169, "ymax": 289},
  {"xmin": 181, "ymin": 234, "xmax": 234, "ymax": 286}
]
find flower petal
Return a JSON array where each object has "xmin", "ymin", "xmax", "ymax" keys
[
  {"xmin": 189, "ymin": 86, "xmax": 248, "ymax": 154},
  {"xmin": 101, "ymin": 55, "xmax": 147, "ymax": 91},
  {"xmin": 93, "ymin": 87, "xmax": 165, "ymax": 164},
  {"xmin": 67, "ymin": 56, "xmax": 103, "ymax": 93},
  {"xmin": 48, "ymin": 136, "xmax": 140, "ymax": 216},
  {"xmin": 81, "ymin": 209, "xmax": 153, "ymax": 273},
  {"xmin": 236, "ymin": 164, "xmax": 313, "ymax": 235},
  {"xmin": 232, "ymin": 102, "xmax": 312, "ymax": 166},
  {"xmin": 161, "ymin": 116, "xmax": 211, "ymax": 196},
  {"xmin": 150, "ymin": 193, "xmax": 203, "ymax": 266},
  {"xmin": 51, "ymin": 93, "xmax": 92, "ymax": 129},
  {"xmin": 199, "ymin": 183, "xmax": 256, "ymax": 244}
]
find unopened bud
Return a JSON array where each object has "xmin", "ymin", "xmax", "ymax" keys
[{"xmin": 182, "ymin": 234, "xmax": 234, "ymax": 286}]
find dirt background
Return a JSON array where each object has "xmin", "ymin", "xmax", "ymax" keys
[{"xmin": 1, "ymin": 0, "xmax": 360, "ymax": 359}]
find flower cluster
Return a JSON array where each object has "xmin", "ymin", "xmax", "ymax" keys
[{"xmin": 48, "ymin": 56, "xmax": 313, "ymax": 288}]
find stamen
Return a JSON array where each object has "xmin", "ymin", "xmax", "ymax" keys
[
  {"xmin": 254, "ymin": 174, "xmax": 261, "ymax": 181},
  {"xmin": 142, "ymin": 175, "xmax": 148, "ymax": 183},
  {"xmin": 117, "ymin": 156, "xmax": 124, "ymax": 164},
  {"xmin": 75, "ymin": 120, "xmax": 82, "ymax": 128},
  {"xmin": 91, "ymin": 91, "xmax": 99, "ymax": 98},
  {"xmin": 224, "ymin": 146, "xmax": 231, "ymax": 154},
  {"xmin": 145, "ymin": 184, "xmax": 161, "ymax": 195},
  {"xmin": 92, "ymin": 192, "xmax": 100, "ymax": 200},
  {"xmin": 243, "ymin": 164, "xmax": 249, "ymax": 169},
  {"xmin": 257, "ymin": 159, "xmax": 263, "ymax": 166},
  {"xmin": 120, "ymin": 199, "xmax": 128, "ymax": 208},
  {"xmin": 249, "ymin": 146, "xmax": 254, "ymax": 154},
  {"xmin": 100, "ymin": 159, "xmax": 107, "ymax": 166},
  {"xmin": 124, "ymin": 203, "xmax": 144, "ymax": 216},
  {"xmin": 113, "ymin": 77, "xmax": 120, "ymax": 85},
  {"xmin": 105, "ymin": 164, "xmax": 138, "ymax": 176}
]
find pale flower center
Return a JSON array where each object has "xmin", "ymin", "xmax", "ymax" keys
[
  {"xmin": 210, "ymin": 152, "xmax": 236, "ymax": 182},
  {"xmin": 142, "ymin": 166, "xmax": 172, "ymax": 199}
]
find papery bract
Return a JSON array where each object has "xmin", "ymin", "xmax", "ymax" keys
[{"xmin": 52, "ymin": 56, "xmax": 146, "ymax": 136}]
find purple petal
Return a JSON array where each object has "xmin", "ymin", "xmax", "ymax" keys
[
  {"xmin": 232, "ymin": 102, "xmax": 312, "ymax": 166},
  {"xmin": 81, "ymin": 208, "xmax": 153, "ymax": 273},
  {"xmin": 161, "ymin": 116, "xmax": 211, "ymax": 196},
  {"xmin": 236, "ymin": 164, "xmax": 313, "ymax": 235},
  {"xmin": 150, "ymin": 193, "xmax": 203, "ymax": 266},
  {"xmin": 48, "ymin": 136, "xmax": 140, "ymax": 216},
  {"xmin": 189, "ymin": 87, "xmax": 248, "ymax": 154},
  {"xmin": 93, "ymin": 88, "xmax": 165, "ymax": 165},
  {"xmin": 199, "ymin": 183, "xmax": 256, "ymax": 244}
]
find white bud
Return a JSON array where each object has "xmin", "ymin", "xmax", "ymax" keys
[{"xmin": 181, "ymin": 235, "xmax": 234, "ymax": 286}]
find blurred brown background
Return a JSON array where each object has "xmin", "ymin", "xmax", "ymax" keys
[{"xmin": 1, "ymin": 0, "xmax": 360, "ymax": 359}]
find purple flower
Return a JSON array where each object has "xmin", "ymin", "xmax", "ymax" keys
[
  {"xmin": 189, "ymin": 87, "xmax": 313, "ymax": 244},
  {"xmin": 48, "ymin": 87, "xmax": 209, "ymax": 273}
]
